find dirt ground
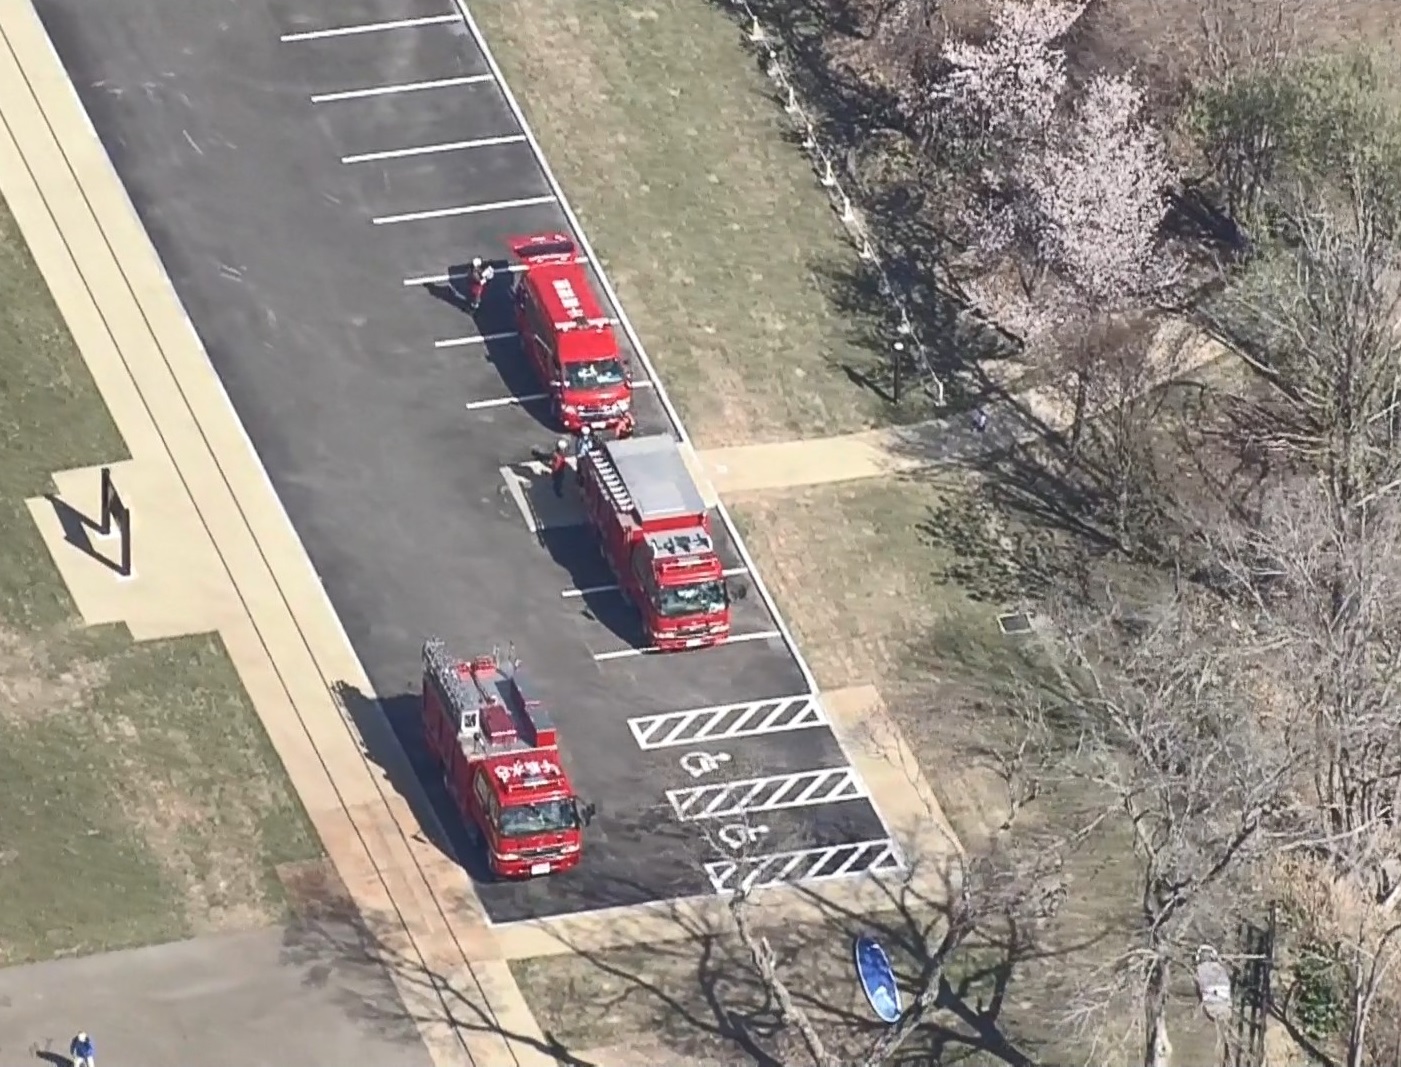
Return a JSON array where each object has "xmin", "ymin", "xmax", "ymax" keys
[{"xmin": 0, "ymin": 197, "xmax": 322, "ymax": 964}]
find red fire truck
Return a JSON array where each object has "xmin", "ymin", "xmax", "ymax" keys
[
  {"xmin": 577, "ymin": 433, "xmax": 735, "ymax": 651},
  {"xmin": 508, "ymin": 232, "xmax": 633, "ymax": 434},
  {"xmin": 420, "ymin": 639, "xmax": 594, "ymax": 879}
]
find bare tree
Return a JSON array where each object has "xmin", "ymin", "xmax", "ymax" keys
[
  {"xmin": 1046, "ymin": 312, "xmax": 1187, "ymax": 551},
  {"xmin": 1022, "ymin": 591, "xmax": 1302, "ymax": 1067},
  {"xmin": 1202, "ymin": 176, "xmax": 1401, "ymax": 518}
]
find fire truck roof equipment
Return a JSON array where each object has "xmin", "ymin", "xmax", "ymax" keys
[
  {"xmin": 422, "ymin": 638, "xmax": 559, "ymax": 754},
  {"xmin": 592, "ymin": 434, "xmax": 707, "ymax": 524}
]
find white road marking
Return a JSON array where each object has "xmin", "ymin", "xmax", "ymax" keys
[
  {"xmin": 706, "ymin": 839, "xmax": 903, "ymax": 893},
  {"xmin": 564, "ymin": 565, "xmax": 746, "ymax": 599},
  {"xmin": 464, "ymin": 393, "xmax": 548, "ymax": 412},
  {"xmin": 717, "ymin": 823, "xmax": 770, "ymax": 852},
  {"xmin": 372, "ymin": 195, "xmax": 556, "ymax": 226},
  {"xmin": 498, "ymin": 466, "xmax": 538, "ymax": 534},
  {"xmin": 593, "ymin": 629, "xmax": 780, "ymax": 662},
  {"xmin": 627, "ymin": 694, "xmax": 824, "ymax": 749},
  {"xmin": 280, "ymin": 14, "xmax": 458, "ymax": 41},
  {"xmin": 679, "ymin": 751, "xmax": 732, "ymax": 778},
  {"xmin": 667, "ymin": 767, "xmax": 867, "ymax": 821},
  {"xmin": 312, "ymin": 74, "xmax": 492, "ymax": 104},
  {"xmin": 341, "ymin": 134, "xmax": 526, "ymax": 165},
  {"xmin": 435, "ymin": 331, "xmax": 517, "ymax": 349},
  {"xmin": 404, "ymin": 255, "xmax": 589, "ymax": 287}
]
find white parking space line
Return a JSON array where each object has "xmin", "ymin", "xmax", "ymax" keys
[
  {"xmin": 564, "ymin": 566, "xmax": 746, "ymax": 600},
  {"xmin": 627, "ymin": 694, "xmax": 823, "ymax": 749},
  {"xmin": 706, "ymin": 839, "xmax": 903, "ymax": 893},
  {"xmin": 435, "ymin": 331, "xmax": 517, "ymax": 349},
  {"xmin": 373, "ymin": 195, "xmax": 557, "ymax": 226},
  {"xmin": 312, "ymin": 74, "xmax": 493, "ymax": 104},
  {"xmin": 499, "ymin": 465, "xmax": 538, "ymax": 534},
  {"xmin": 342, "ymin": 135, "xmax": 526, "ymax": 165},
  {"xmin": 404, "ymin": 255, "xmax": 589, "ymax": 287},
  {"xmin": 593, "ymin": 629, "xmax": 781, "ymax": 663},
  {"xmin": 280, "ymin": 14, "xmax": 458, "ymax": 41},
  {"xmin": 667, "ymin": 767, "xmax": 867, "ymax": 821},
  {"xmin": 465, "ymin": 393, "xmax": 548, "ymax": 412}
]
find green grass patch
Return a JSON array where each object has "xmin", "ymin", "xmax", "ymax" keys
[
  {"xmin": 472, "ymin": 0, "xmax": 930, "ymax": 444},
  {"xmin": 0, "ymin": 196, "xmax": 321, "ymax": 965}
]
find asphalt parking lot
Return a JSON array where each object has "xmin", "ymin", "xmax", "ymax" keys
[{"xmin": 33, "ymin": 0, "xmax": 902, "ymax": 921}]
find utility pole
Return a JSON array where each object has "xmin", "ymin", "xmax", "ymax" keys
[{"xmin": 892, "ymin": 340, "xmax": 905, "ymax": 406}]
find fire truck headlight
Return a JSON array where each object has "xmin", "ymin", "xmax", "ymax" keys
[
  {"xmin": 497, "ymin": 852, "xmax": 521, "ymax": 861},
  {"xmin": 560, "ymin": 842, "xmax": 580, "ymax": 854},
  {"xmin": 561, "ymin": 404, "xmax": 578, "ymax": 415},
  {"xmin": 615, "ymin": 397, "xmax": 630, "ymax": 412}
]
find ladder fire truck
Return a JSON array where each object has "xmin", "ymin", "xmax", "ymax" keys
[
  {"xmin": 577, "ymin": 434, "xmax": 734, "ymax": 651},
  {"xmin": 508, "ymin": 232, "xmax": 633, "ymax": 434},
  {"xmin": 420, "ymin": 639, "xmax": 593, "ymax": 879}
]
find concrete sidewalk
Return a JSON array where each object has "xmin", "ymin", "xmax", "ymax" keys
[{"xmin": 0, "ymin": 2, "xmax": 551, "ymax": 1064}]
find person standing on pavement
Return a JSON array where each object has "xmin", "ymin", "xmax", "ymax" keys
[
  {"xmin": 971, "ymin": 407, "xmax": 989, "ymax": 433},
  {"xmin": 70, "ymin": 1031, "xmax": 96, "ymax": 1067},
  {"xmin": 467, "ymin": 257, "xmax": 495, "ymax": 312},
  {"xmin": 550, "ymin": 438, "xmax": 570, "ymax": 498}
]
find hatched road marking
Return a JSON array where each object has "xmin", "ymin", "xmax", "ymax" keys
[
  {"xmin": 628, "ymin": 694, "xmax": 824, "ymax": 749},
  {"xmin": 373, "ymin": 194, "xmax": 557, "ymax": 225},
  {"xmin": 312, "ymin": 74, "xmax": 493, "ymax": 104},
  {"xmin": 667, "ymin": 767, "xmax": 867, "ymax": 820},
  {"xmin": 706, "ymin": 839, "xmax": 903, "ymax": 893},
  {"xmin": 593, "ymin": 629, "xmax": 780, "ymax": 662},
  {"xmin": 280, "ymin": 14, "xmax": 458, "ymax": 41},
  {"xmin": 342, "ymin": 134, "xmax": 526, "ymax": 164}
]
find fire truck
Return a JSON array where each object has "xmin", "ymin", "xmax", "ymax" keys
[
  {"xmin": 508, "ymin": 232, "xmax": 633, "ymax": 434},
  {"xmin": 577, "ymin": 433, "xmax": 735, "ymax": 651},
  {"xmin": 420, "ymin": 639, "xmax": 594, "ymax": 879}
]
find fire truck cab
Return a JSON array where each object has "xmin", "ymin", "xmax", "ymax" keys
[
  {"xmin": 508, "ymin": 233, "xmax": 632, "ymax": 434},
  {"xmin": 577, "ymin": 434, "xmax": 736, "ymax": 651},
  {"xmin": 420, "ymin": 639, "xmax": 594, "ymax": 879}
]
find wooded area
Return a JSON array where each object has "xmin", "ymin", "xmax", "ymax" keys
[{"xmin": 709, "ymin": 1, "xmax": 1401, "ymax": 1064}]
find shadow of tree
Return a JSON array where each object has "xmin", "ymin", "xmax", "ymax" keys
[{"xmin": 279, "ymin": 846, "xmax": 1073, "ymax": 1066}]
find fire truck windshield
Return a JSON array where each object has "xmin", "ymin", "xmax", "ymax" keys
[
  {"xmin": 497, "ymin": 797, "xmax": 580, "ymax": 838},
  {"xmin": 655, "ymin": 579, "xmax": 727, "ymax": 618},
  {"xmin": 563, "ymin": 358, "xmax": 626, "ymax": 391}
]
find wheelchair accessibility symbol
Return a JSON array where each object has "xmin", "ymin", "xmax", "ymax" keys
[{"xmin": 680, "ymin": 751, "xmax": 732, "ymax": 778}]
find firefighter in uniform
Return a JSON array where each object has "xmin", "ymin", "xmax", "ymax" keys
[
  {"xmin": 615, "ymin": 410, "xmax": 637, "ymax": 439},
  {"xmin": 573, "ymin": 425, "xmax": 596, "ymax": 485},
  {"xmin": 550, "ymin": 438, "xmax": 570, "ymax": 497},
  {"xmin": 466, "ymin": 257, "xmax": 495, "ymax": 312}
]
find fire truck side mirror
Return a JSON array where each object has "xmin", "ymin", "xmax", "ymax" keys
[{"xmin": 577, "ymin": 800, "xmax": 597, "ymax": 826}]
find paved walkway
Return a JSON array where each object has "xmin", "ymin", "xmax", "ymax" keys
[
  {"xmin": 0, "ymin": 3, "xmax": 546, "ymax": 1064},
  {"xmin": 694, "ymin": 319, "xmax": 1228, "ymax": 497}
]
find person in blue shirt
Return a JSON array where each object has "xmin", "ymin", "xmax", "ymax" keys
[{"xmin": 70, "ymin": 1031, "xmax": 95, "ymax": 1067}]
